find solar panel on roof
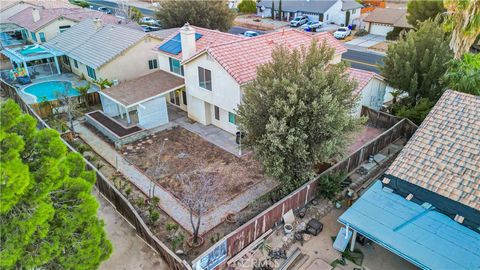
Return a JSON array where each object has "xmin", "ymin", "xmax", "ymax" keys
[{"xmin": 158, "ymin": 33, "xmax": 203, "ymax": 55}]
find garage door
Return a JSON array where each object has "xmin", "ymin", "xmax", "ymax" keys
[{"xmin": 370, "ymin": 23, "xmax": 394, "ymax": 36}]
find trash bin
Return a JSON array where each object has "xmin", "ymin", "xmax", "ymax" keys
[{"xmin": 235, "ymin": 132, "xmax": 245, "ymax": 145}]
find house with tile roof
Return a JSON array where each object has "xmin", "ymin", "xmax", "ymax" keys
[
  {"xmin": 362, "ymin": 7, "xmax": 413, "ymax": 36},
  {"xmin": 338, "ymin": 90, "xmax": 480, "ymax": 270},
  {"xmin": 0, "ymin": 0, "xmax": 76, "ymax": 23},
  {"xmin": 44, "ymin": 18, "xmax": 163, "ymax": 83},
  {"xmin": 88, "ymin": 23, "xmax": 387, "ymax": 142},
  {"xmin": 257, "ymin": 0, "xmax": 363, "ymax": 26},
  {"xmin": 347, "ymin": 68, "xmax": 386, "ymax": 115},
  {"xmin": 7, "ymin": 7, "xmax": 133, "ymax": 44}
]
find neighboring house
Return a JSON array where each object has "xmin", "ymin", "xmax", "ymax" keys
[
  {"xmin": 348, "ymin": 68, "xmax": 386, "ymax": 115},
  {"xmin": 0, "ymin": 0, "xmax": 75, "ymax": 23},
  {"xmin": 44, "ymin": 19, "xmax": 163, "ymax": 83},
  {"xmin": 256, "ymin": 0, "xmax": 363, "ymax": 26},
  {"xmin": 339, "ymin": 90, "xmax": 480, "ymax": 270},
  {"xmin": 7, "ymin": 7, "xmax": 131, "ymax": 44},
  {"xmin": 362, "ymin": 7, "xmax": 412, "ymax": 36}
]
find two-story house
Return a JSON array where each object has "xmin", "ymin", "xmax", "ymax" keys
[
  {"xmin": 44, "ymin": 18, "xmax": 160, "ymax": 83},
  {"xmin": 7, "ymin": 7, "xmax": 131, "ymax": 44}
]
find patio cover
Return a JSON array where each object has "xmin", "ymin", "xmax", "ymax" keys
[
  {"xmin": 1, "ymin": 45, "xmax": 63, "ymax": 63},
  {"xmin": 100, "ymin": 69, "xmax": 185, "ymax": 108},
  {"xmin": 339, "ymin": 181, "xmax": 480, "ymax": 270}
]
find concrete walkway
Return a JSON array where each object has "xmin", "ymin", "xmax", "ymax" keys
[{"xmin": 75, "ymin": 121, "xmax": 273, "ymax": 234}]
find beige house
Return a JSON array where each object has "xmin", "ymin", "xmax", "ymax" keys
[
  {"xmin": 44, "ymin": 19, "xmax": 163, "ymax": 83},
  {"xmin": 0, "ymin": 0, "xmax": 75, "ymax": 23},
  {"xmin": 7, "ymin": 7, "xmax": 133, "ymax": 44}
]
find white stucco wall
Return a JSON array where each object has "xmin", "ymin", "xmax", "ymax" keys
[
  {"xmin": 138, "ymin": 96, "xmax": 169, "ymax": 129},
  {"xmin": 184, "ymin": 53, "xmax": 241, "ymax": 134},
  {"xmin": 355, "ymin": 78, "xmax": 387, "ymax": 116}
]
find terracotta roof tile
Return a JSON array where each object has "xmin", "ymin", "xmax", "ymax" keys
[
  {"xmin": 203, "ymin": 29, "xmax": 347, "ymax": 85},
  {"xmin": 347, "ymin": 67, "xmax": 384, "ymax": 96},
  {"xmin": 386, "ymin": 90, "xmax": 480, "ymax": 210}
]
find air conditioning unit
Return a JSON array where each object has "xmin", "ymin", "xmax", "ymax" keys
[{"xmin": 112, "ymin": 79, "xmax": 119, "ymax": 86}]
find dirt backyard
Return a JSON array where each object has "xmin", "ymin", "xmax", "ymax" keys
[{"xmin": 122, "ymin": 127, "xmax": 265, "ymax": 211}]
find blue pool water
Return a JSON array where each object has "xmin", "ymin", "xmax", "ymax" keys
[{"xmin": 23, "ymin": 81, "xmax": 80, "ymax": 102}]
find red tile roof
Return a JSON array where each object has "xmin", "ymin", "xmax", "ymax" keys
[
  {"xmin": 347, "ymin": 67, "xmax": 384, "ymax": 96},
  {"xmin": 192, "ymin": 29, "xmax": 347, "ymax": 85},
  {"xmin": 8, "ymin": 7, "xmax": 127, "ymax": 32},
  {"xmin": 385, "ymin": 90, "xmax": 480, "ymax": 210},
  {"xmin": 155, "ymin": 26, "xmax": 244, "ymax": 59}
]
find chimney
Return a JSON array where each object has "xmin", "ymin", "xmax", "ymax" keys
[
  {"xmin": 32, "ymin": 8, "xmax": 40, "ymax": 22},
  {"xmin": 180, "ymin": 23, "xmax": 196, "ymax": 61},
  {"xmin": 93, "ymin": 18, "xmax": 102, "ymax": 30}
]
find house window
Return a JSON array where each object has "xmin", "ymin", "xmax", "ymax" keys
[
  {"xmin": 62, "ymin": 55, "xmax": 70, "ymax": 65},
  {"xmin": 59, "ymin": 25, "xmax": 71, "ymax": 32},
  {"xmin": 31, "ymin": 31, "xmax": 37, "ymax": 42},
  {"xmin": 198, "ymin": 67, "xmax": 212, "ymax": 90},
  {"xmin": 169, "ymin": 57, "xmax": 184, "ymax": 75},
  {"xmin": 228, "ymin": 112, "xmax": 236, "ymax": 124},
  {"xmin": 326, "ymin": 14, "xmax": 329, "ymax": 21},
  {"xmin": 87, "ymin": 66, "xmax": 96, "ymax": 80},
  {"xmin": 148, "ymin": 59, "xmax": 158, "ymax": 70},
  {"xmin": 182, "ymin": 89, "xmax": 187, "ymax": 105},
  {"xmin": 39, "ymin": 32, "xmax": 46, "ymax": 42},
  {"xmin": 214, "ymin": 106, "xmax": 220, "ymax": 120},
  {"xmin": 73, "ymin": 59, "xmax": 78, "ymax": 68}
]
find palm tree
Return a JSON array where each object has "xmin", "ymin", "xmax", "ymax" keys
[
  {"xmin": 74, "ymin": 82, "xmax": 91, "ymax": 109},
  {"xmin": 443, "ymin": 0, "xmax": 480, "ymax": 59}
]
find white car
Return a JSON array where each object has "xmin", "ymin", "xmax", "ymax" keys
[
  {"xmin": 289, "ymin": 16, "xmax": 309, "ymax": 27},
  {"xmin": 140, "ymin": 17, "xmax": 156, "ymax": 24},
  {"xmin": 301, "ymin": 20, "xmax": 323, "ymax": 30},
  {"xmin": 333, "ymin": 27, "xmax": 351, "ymax": 39}
]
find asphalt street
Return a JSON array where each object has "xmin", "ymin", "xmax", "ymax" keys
[
  {"xmin": 88, "ymin": 0, "xmax": 155, "ymax": 17},
  {"xmin": 342, "ymin": 49, "xmax": 384, "ymax": 74}
]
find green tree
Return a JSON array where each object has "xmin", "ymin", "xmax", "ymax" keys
[
  {"xmin": 155, "ymin": 0, "xmax": 235, "ymax": 32},
  {"xmin": 381, "ymin": 19, "xmax": 453, "ymax": 107},
  {"xmin": 0, "ymin": 100, "xmax": 112, "ymax": 269},
  {"xmin": 444, "ymin": 0, "xmax": 480, "ymax": 58},
  {"xmin": 237, "ymin": 41, "xmax": 362, "ymax": 192},
  {"xmin": 278, "ymin": 0, "xmax": 282, "ymax": 20},
  {"xmin": 130, "ymin": 6, "xmax": 143, "ymax": 23},
  {"xmin": 407, "ymin": 0, "xmax": 445, "ymax": 28},
  {"xmin": 393, "ymin": 98, "xmax": 436, "ymax": 125},
  {"xmin": 443, "ymin": 53, "xmax": 480, "ymax": 95},
  {"xmin": 238, "ymin": 0, "xmax": 257, "ymax": 13},
  {"xmin": 271, "ymin": 1, "xmax": 275, "ymax": 19}
]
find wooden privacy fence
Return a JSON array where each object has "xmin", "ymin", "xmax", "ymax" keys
[
  {"xmin": 1, "ymin": 80, "xmax": 191, "ymax": 270},
  {"xmin": 194, "ymin": 110, "xmax": 417, "ymax": 269}
]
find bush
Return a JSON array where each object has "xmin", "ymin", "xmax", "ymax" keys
[
  {"xmin": 392, "ymin": 98, "xmax": 435, "ymax": 125},
  {"xmin": 70, "ymin": 0, "xmax": 89, "ymax": 8},
  {"xmin": 386, "ymin": 27, "xmax": 405, "ymax": 41},
  {"xmin": 316, "ymin": 171, "xmax": 347, "ymax": 201},
  {"xmin": 238, "ymin": 0, "xmax": 257, "ymax": 13},
  {"xmin": 354, "ymin": 29, "xmax": 368, "ymax": 37}
]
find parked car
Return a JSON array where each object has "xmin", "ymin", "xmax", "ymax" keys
[
  {"xmin": 333, "ymin": 27, "xmax": 351, "ymax": 39},
  {"xmin": 140, "ymin": 25, "xmax": 161, "ymax": 32},
  {"xmin": 289, "ymin": 16, "xmax": 309, "ymax": 27},
  {"xmin": 140, "ymin": 17, "xmax": 156, "ymax": 24},
  {"xmin": 243, "ymin": 31, "xmax": 260, "ymax": 37},
  {"xmin": 301, "ymin": 20, "xmax": 323, "ymax": 30},
  {"xmin": 97, "ymin": 7, "xmax": 112, "ymax": 14}
]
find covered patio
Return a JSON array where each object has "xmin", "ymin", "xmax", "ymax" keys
[
  {"xmin": 1, "ymin": 44, "xmax": 63, "ymax": 81},
  {"xmin": 0, "ymin": 23, "xmax": 26, "ymax": 48},
  {"xmin": 337, "ymin": 181, "xmax": 480, "ymax": 270}
]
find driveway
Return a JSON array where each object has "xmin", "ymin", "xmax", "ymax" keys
[{"xmin": 346, "ymin": 34, "xmax": 385, "ymax": 48}]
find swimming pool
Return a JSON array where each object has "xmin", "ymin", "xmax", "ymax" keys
[{"xmin": 23, "ymin": 81, "xmax": 80, "ymax": 102}]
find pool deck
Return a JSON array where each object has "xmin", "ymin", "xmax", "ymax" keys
[{"xmin": 18, "ymin": 73, "xmax": 99, "ymax": 104}]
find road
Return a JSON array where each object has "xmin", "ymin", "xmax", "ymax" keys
[
  {"xmin": 88, "ymin": 0, "xmax": 155, "ymax": 17},
  {"xmin": 342, "ymin": 49, "xmax": 384, "ymax": 74},
  {"xmin": 228, "ymin": 26, "xmax": 265, "ymax": 35}
]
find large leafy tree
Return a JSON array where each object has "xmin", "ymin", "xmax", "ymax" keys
[
  {"xmin": 237, "ymin": 41, "xmax": 362, "ymax": 192},
  {"xmin": 155, "ymin": 0, "xmax": 235, "ymax": 32},
  {"xmin": 238, "ymin": 0, "xmax": 257, "ymax": 13},
  {"xmin": 407, "ymin": 0, "xmax": 445, "ymax": 28},
  {"xmin": 381, "ymin": 19, "xmax": 453, "ymax": 106},
  {"xmin": 444, "ymin": 0, "xmax": 480, "ymax": 58},
  {"xmin": 0, "ymin": 100, "xmax": 111, "ymax": 269},
  {"xmin": 443, "ymin": 53, "xmax": 480, "ymax": 95}
]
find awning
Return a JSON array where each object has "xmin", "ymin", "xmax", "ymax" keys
[
  {"xmin": 100, "ymin": 69, "xmax": 185, "ymax": 108},
  {"xmin": 339, "ymin": 181, "xmax": 480, "ymax": 270}
]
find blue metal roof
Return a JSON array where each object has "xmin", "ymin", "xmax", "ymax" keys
[
  {"xmin": 158, "ymin": 33, "xmax": 202, "ymax": 55},
  {"xmin": 339, "ymin": 181, "xmax": 480, "ymax": 270}
]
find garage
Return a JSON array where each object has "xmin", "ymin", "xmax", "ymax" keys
[{"xmin": 369, "ymin": 23, "xmax": 394, "ymax": 36}]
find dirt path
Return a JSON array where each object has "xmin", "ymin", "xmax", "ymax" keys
[{"xmin": 95, "ymin": 190, "xmax": 169, "ymax": 270}]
